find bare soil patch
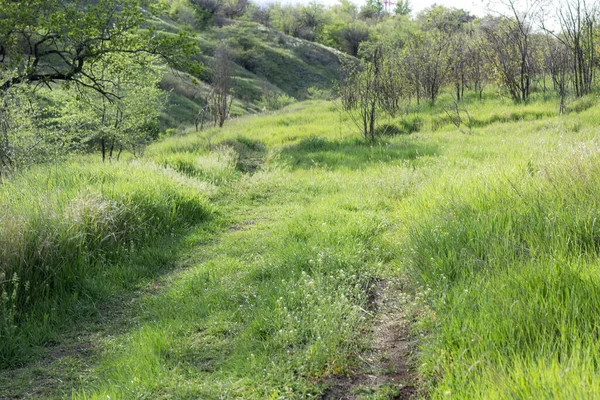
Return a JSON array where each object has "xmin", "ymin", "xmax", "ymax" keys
[{"xmin": 321, "ymin": 278, "xmax": 421, "ymax": 400}]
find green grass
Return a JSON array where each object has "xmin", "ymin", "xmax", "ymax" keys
[
  {"xmin": 4, "ymin": 92, "xmax": 600, "ymax": 398},
  {"xmin": 404, "ymin": 149, "xmax": 600, "ymax": 398},
  {"xmin": 0, "ymin": 160, "xmax": 217, "ymax": 366}
]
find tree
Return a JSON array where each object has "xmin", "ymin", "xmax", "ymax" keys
[
  {"xmin": 343, "ymin": 23, "xmax": 371, "ymax": 56},
  {"xmin": 480, "ymin": 0, "xmax": 536, "ymax": 102},
  {"xmin": 191, "ymin": 0, "xmax": 222, "ymax": 27},
  {"xmin": 406, "ymin": 29, "xmax": 452, "ymax": 104},
  {"xmin": 247, "ymin": 3, "xmax": 275, "ymax": 27},
  {"xmin": 50, "ymin": 53, "xmax": 166, "ymax": 162},
  {"xmin": 544, "ymin": 36, "xmax": 570, "ymax": 113},
  {"xmin": 415, "ymin": 6, "xmax": 473, "ymax": 103},
  {"xmin": 222, "ymin": 0, "xmax": 250, "ymax": 19},
  {"xmin": 191, "ymin": 0, "xmax": 249, "ymax": 25},
  {"xmin": 270, "ymin": 4, "xmax": 302, "ymax": 37},
  {"xmin": 418, "ymin": 5, "xmax": 474, "ymax": 34},
  {"xmin": 339, "ymin": 56, "xmax": 378, "ymax": 142},
  {"xmin": 546, "ymin": 0, "xmax": 597, "ymax": 97},
  {"xmin": 0, "ymin": 0, "xmax": 198, "ymax": 172},
  {"xmin": 338, "ymin": 44, "xmax": 403, "ymax": 142},
  {"xmin": 480, "ymin": 15, "xmax": 533, "ymax": 102},
  {"xmin": 297, "ymin": 2, "xmax": 328, "ymax": 41},
  {"xmin": 395, "ymin": 0, "xmax": 412, "ymax": 16},
  {"xmin": 360, "ymin": 0, "xmax": 384, "ymax": 20},
  {"xmin": 196, "ymin": 45, "xmax": 233, "ymax": 130},
  {"xmin": 0, "ymin": 79, "xmax": 57, "ymax": 176},
  {"xmin": 211, "ymin": 45, "xmax": 233, "ymax": 128},
  {"xmin": 320, "ymin": 0, "xmax": 366, "ymax": 54},
  {"xmin": 0, "ymin": 0, "xmax": 200, "ymax": 97},
  {"xmin": 465, "ymin": 32, "xmax": 489, "ymax": 100}
]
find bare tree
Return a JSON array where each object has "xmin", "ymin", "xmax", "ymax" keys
[
  {"xmin": 419, "ymin": 31, "xmax": 453, "ymax": 103},
  {"xmin": 443, "ymin": 101, "xmax": 474, "ymax": 134},
  {"xmin": 195, "ymin": 94, "xmax": 213, "ymax": 132},
  {"xmin": 413, "ymin": 6, "xmax": 473, "ymax": 103},
  {"xmin": 402, "ymin": 40, "xmax": 423, "ymax": 105},
  {"xmin": 481, "ymin": 0, "xmax": 538, "ymax": 102},
  {"xmin": 249, "ymin": 3, "xmax": 275, "ymax": 27},
  {"xmin": 547, "ymin": 0, "xmax": 596, "ymax": 97},
  {"xmin": 376, "ymin": 46, "xmax": 406, "ymax": 117},
  {"xmin": 544, "ymin": 37, "xmax": 570, "ymax": 113},
  {"xmin": 211, "ymin": 45, "xmax": 233, "ymax": 128},
  {"xmin": 465, "ymin": 34, "xmax": 489, "ymax": 100},
  {"xmin": 338, "ymin": 46, "xmax": 383, "ymax": 142}
]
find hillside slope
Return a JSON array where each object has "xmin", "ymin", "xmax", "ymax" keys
[{"xmin": 146, "ymin": 14, "xmax": 346, "ymax": 129}]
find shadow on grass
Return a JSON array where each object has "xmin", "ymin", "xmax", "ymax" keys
[
  {"xmin": 280, "ymin": 137, "xmax": 439, "ymax": 170},
  {"xmin": 0, "ymin": 218, "xmax": 224, "ymax": 397},
  {"xmin": 218, "ymin": 136, "xmax": 267, "ymax": 173}
]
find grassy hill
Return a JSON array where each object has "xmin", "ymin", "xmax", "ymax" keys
[
  {"xmin": 145, "ymin": 11, "xmax": 346, "ymax": 129},
  {"xmin": 3, "ymin": 89, "xmax": 600, "ymax": 398}
]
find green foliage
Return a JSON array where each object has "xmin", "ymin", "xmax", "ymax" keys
[
  {"xmin": 52, "ymin": 54, "xmax": 167, "ymax": 160},
  {"xmin": 306, "ymin": 87, "xmax": 333, "ymax": 100},
  {"xmin": 0, "ymin": 82, "xmax": 70, "ymax": 175},
  {"xmin": 395, "ymin": 0, "xmax": 411, "ymax": 16},
  {"xmin": 0, "ymin": 0, "xmax": 203, "ymax": 171},
  {"xmin": 0, "ymin": 0, "xmax": 201, "ymax": 94},
  {"xmin": 258, "ymin": 92, "xmax": 296, "ymax": 111},
  {"xmin": 360, "ymin": 0, "xmax": 384, "ymax": 20}
]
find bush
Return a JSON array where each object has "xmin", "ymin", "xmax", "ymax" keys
[
  {"xmin": 566, "ymin": 95, "xmax": 596, "ymax": 114},
  {"xmin": 375, "ymin": 124, "xmax": 401, "ymax": 136},
  {"xmin": 306, "ymin": 87, "xmax": 333, "ymax": 100},
  {"xmin": 375, "ymin": 118, "xmax": 421, "ymax": 137},
  {"xmin": 258, "ymin": 89, "xmax": 296, "ymax": 111}
]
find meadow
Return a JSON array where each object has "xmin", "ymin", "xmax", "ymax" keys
[{"xmin": 2, "ymin": 91, "xmax": 600, "ymax": 398}]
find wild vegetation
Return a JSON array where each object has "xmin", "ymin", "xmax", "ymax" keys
[
  {"xmin": 3, "ymin": 0, "xmax": 600, "ymax": 399},
  {"xmin": 1, "ymin": 91, "xmax": 599, "ymax": 398}
]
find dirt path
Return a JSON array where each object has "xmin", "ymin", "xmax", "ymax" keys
[{"xmin": 321, "ymin": 278, "xmax": 420, "ymax": 400}]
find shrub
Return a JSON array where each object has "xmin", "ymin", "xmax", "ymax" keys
[
  {"xmin": 306, "ymin": 87, "xmax": 333, "ymax": 100},
  {"xmin": 258, "ymin": 93, "xmax": 296, "ymax": 111}
]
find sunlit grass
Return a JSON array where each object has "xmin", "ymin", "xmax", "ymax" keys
[
  {"xmin": 0, "ymin": 160, "xmax": 216, "ymax": 366},
  {"xmin": 4, "ymin": 92, "xmax": 600, "ymax": 398}
]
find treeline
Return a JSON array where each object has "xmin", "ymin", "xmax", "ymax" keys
[
  {"xmin": 238, "ymin": 0, "xmax": 596, "ymax": 106},
  {"xmin": 330, "ymin": 0, "xmax": 598, "ymax": 139},
  {"xmin": 169, "ymin": 0, "xmax": 596, "ymax": 104},
  {"xmin": 166, "ymin": 0, "xmax": 410, "ymax": 56}
]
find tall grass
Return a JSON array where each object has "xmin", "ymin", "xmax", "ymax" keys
[
  {"xmin": 5, "ymin": 93, "xmax": 600, "ymax": 398},
  {"xmin": 405, "ymin": 143, "xmax": 600, "ymax": 397},
  {"xmin": 0, "ymin": 160, "xmax": 215, "ymax": 365}
]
